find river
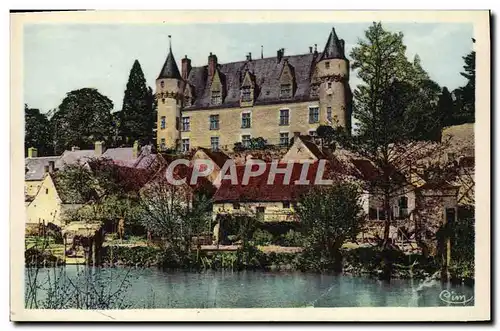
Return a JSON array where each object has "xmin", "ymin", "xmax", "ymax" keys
[{"xmin": 25, "ymin": 266, "xmax": 474, "ymax": 308}]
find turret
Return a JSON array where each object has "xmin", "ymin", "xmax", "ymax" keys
[
  {"xmin": 156, "ymin": 35, "xmax": 183, "ymax": 151},
  {"xmin": 314, "ymin": 27, "xmax": 351, "ymax": 134}
]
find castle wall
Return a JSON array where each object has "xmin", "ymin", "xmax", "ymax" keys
[{"xmin": 179, "ymin": 101, "xmax": 323, "ymax": 151}]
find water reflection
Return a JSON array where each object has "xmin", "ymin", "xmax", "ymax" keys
[{"xmin": 25, "ymin": 266, "xmax": 474, "ymax": 308}]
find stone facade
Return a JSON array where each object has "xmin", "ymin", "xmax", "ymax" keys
[{"xmin": 155, "ymin": 28, "xmax": 352, "ymax": 151}]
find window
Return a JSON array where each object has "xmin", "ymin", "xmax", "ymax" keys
[
  {"xmin": 211, "ymin": 90, "xmax": 222, "ymax": 105},
  {"xmin": 160, "ymin": 80, "xmax": 165, "ymax": 88},
  {"xmin": 242, "ymin": 135, "xmax": 251, "ymax": 148},
  {"xmin": 378, "ymin": 209, "xmax": 386, "ymax": 221},
  {"xmin": 325, "ymin": 61, "xmax": 330, "ymax": 69},
  {"xmin": 256, "ymin": 206, "xmax": 265, "ymax": 221},
  {"xmin": 308, "ymin": 130, "xmax": 317, "ymax": 137},
  {"xmin": 241, "ymin": 87, "xmax": 252, "ymax": 102},
  {"xmin": 327, "ymin": 82, "xmax": 332, "ymax": 89},
  {"xmin": 182, "ymin": 117, "xmax": 190, "ymax": 132},
  {"xmin": 45, "ymin": 188, "xmax": 49, "ymax": 194},
  {"xmin": 283, "ymin": 201, "xmax": 290, "ymax": 209},
  {"xmin": 181, "ymin": 139, "xmax": 190, "ymax": 153},
  {"xmin": 160, "ymin": 138, "xmax": 166, "ymax": 150},
  {"xmin": 309, "ymin": 107, "xmax": 319, "ymax": 123},
  {"xmin": 211, "ymin": 136, "xmax": 219, "ymax": 151},
  {"xmin": 241, "ymin": 112, "xmax": 251, "ymax": 128},
  {"xmin": 369, "ymin": 208, "xmax": 378, "ymax": 220},
  {"xmin": 279, "ymin": 109, "xmax": 289, "ymax": 126},
  {"xmin": 233, "ymin": 202, "xmax": 240, "ymax": 210},
  {"xmin": 160, "ymin": 116, "xmax": 166, "ymax": 129},
  {"xmin": 210, "ymin": 114, "xmax": 219, "ymax": 130},
  {"xmin": 280, "ymin": 83, "xmax": 292, "ymax": 98},
  {"xmin": 279, "ymin": 132, "xmax": 289, "ymax": 147},
  {"xmin": 327, "ymin": 107, "xmax": 332, "ymax": 121},
  {"xmin": 397, "ymin": 196, "xmax": 409, "ymax": 219}
]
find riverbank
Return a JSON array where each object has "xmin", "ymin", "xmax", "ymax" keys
[
  {"xmin": 25, "ymin": 266, "xmax": 475, "ymax": 308},
  {"xmin": 25, "ymin": 243, "xmax": 473, "ymax": 285}
]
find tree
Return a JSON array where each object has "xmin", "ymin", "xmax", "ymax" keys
[
  {"xmin": 25, "ymin": 104, "xmax": 52, "ymax": 156},
  {"xmin": 316, "ymin": 22, "xmax": 452, "ymax": 269},
  {"xmin": 452, "ymin": 51, "xmax": 475, "ymax": 124},
  {"xmin": 295, "ymin": 183, "xmax": 365, "ymax": 272},
  {"xmin": 138, "ymin": 179, "xmax": 211, "ymax": 257},
  {"xmin": 438, "ymin": 87, "xmax": 455, "ymax": 129},
  {"xmin": 50, "ymin": 88, "xmax": 114, "ymax": 154},
  {"xmin": 120, "ymin": 60, "xmax": 155, "ymax": 145}
]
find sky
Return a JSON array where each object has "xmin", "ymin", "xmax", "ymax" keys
[{"xmin": 23, "ymin": 22, "xmax": 473, "ymax": 113}]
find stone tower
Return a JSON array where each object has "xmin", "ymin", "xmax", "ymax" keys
[
  {"xmin": 156, "ymin": 36, "xmax": 183, "ymax": 150},
  {"xmin": 313, "ymin": 27, "xmax": 352, "ymax": 134}
]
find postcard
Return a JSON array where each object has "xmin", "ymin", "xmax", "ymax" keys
[{"xmin": 10, "ymin": 10, "xmax": 490, "ymax": 322}]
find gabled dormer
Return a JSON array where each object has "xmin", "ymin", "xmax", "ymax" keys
[
  {"xmin": 240, "ymin": 69, "xmax": 256, "ymax": 107},
  {"xmin": 183, "ymin": 83, "xmax": 195, "ymax": 107},
  {"xmin": 279, "ymin": 59, "xmax": 296, "ymax": 99},
  {"xmin": 210, "ymin": 69, "xmax": 225, "ymax": 106}
]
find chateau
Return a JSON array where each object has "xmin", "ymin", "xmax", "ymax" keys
[{"xmin": 155, "ymin": 27, "xmax": 352, "ymax": 152}]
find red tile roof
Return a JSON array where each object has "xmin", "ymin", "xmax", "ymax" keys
[{"xmin": 213, "ymin": 161, "xmax": 340, "ymax": 203}]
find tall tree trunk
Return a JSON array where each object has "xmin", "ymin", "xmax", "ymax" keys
[
  {"xmin": 382, "ymin": 192, "xmax": 391, "ymax": 247},
  {"xmin": 330, "ymin": 238, "xmax": 345, "ymax": 273}
]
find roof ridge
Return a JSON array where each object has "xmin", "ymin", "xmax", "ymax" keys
[{"xmin": 188, "ymin": 52, "xmax": 315, "ymax": 70}]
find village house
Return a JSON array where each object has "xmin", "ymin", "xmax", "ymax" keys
[
  {"xmin": 155, "ymin": 27, "xmax": 353, "ymax": 152},
  {"xmin": 25, "ymin": 147, "xmax": 61, "ymax": 202},
  {"xmin": 25, "ymin": 167, "xmax": 85, "ymax": 229}
]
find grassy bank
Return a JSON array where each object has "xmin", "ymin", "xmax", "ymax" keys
[{"xmin": 95, "ymin": 244, "xmax": 473, "ymax": 284}]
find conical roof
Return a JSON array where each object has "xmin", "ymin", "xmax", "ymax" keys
[
  {"xmin": 320, "ymin": 27, "xmax": 345, "ymax": 60},
  {"xmin": 157, "ymin": 36, "xmax": 181, "ymax": 80}
]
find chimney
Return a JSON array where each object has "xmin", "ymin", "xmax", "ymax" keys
[
  {"xmin": 208, "ymin": 52, "xmax": 218, "ymax": 77},
  {"xmin": 71, "ymin": 146, "xmax": 80, "ymax": 152},
  {"xmin": 314, "ymin": 44, "xmax": 318, "ymax": 56},
  {"xmin": 277, "ymin": 49, "xmax": 283, "ymax": 63},
  {"xmin": 48, "ymin": 161, "xmax": 55, "ymax": 173},
  {"xmin": 181, "ymin": 55, "xmax": 192, "ymax": 80},
  {"xmin": 246, "ymin": 52, "xmax": 252, "ymax": 61},
  {"xmin": 27, "ymin": 147, "xmax": 37, "ymax": 158},
  {"xmin": 133, "ymin": 140, "xmax": 140, "ymax": 158},
  {"xmin": 261, "ymin": 45, "xmax": 263, "ymax": 59},
  {"xmin": 309, "ymin": 46, "xmax": 313, "ymax": 54},
  {"xmin": 94, "ymin": 141, "xmax": 106, "ymax": 156}
]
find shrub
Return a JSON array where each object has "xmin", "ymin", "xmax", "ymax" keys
[
  {"xmin": 281, "ymin": 229, "xmax": 303, "ymax": 247},
  {"xmin": 252, "ymin": 229, "xmax": 273, "ymax": 246}
]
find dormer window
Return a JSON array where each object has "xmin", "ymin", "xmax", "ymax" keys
[
  {"xmin": 160, "ymin": 80, "xmax": 165, "ymax": 88},
  {"xmin": 280, "ymin": 84, "xmax": 292, "ymax": 99},
  {"xmin": 210, "ymin": 69, "xmax": 225, "ymax": 106},
  {"xmin": 325, "ymin": 61, "xmax": 330, "ymax": 69},
  {"xmin": 241, "ymin": 87, "xmax": 252, "ymax": 102},
  {"xmin": 211, "ymin": 91, "xmax": 222, "ymax": 105}
]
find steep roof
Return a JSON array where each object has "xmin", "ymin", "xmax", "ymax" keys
[
  {"xmin": 351, "ymin": 159, "xmax": 380, "ymax": 182},
  {"xmin": 184, "ymin": 52, "xmax": 318, "ymax": 110},
  {"xmin": 196, "ymin": 147, "xmax": 231, "ymax": 169},
  {"xmin": 102, "ymin": 147, "xmax": 137, "ymax": 167},
  {"xmin": 300, "ymin": 137, "xmax": 328, "ymax": 159},
  {"xmin": 25, "ymin": 156, "xmax": 61, "ymax": 181},
  {"xmin": 213, "ymin": 161, "xmax": 340, "ymax": 203},
  {"xmin": 319, "ymin": 27, "xmax": 345, "ymax": 61},
  {"xmin": 57, "ymin": 149, "xmax": 95, "ymax": 168},
  {"xmin": 50, "ymin": 172, "xmax": 93, "ymax": 204},
  {"xmin": 158, "ymin": 44, "xmax": 181, "ymax": 80}
]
